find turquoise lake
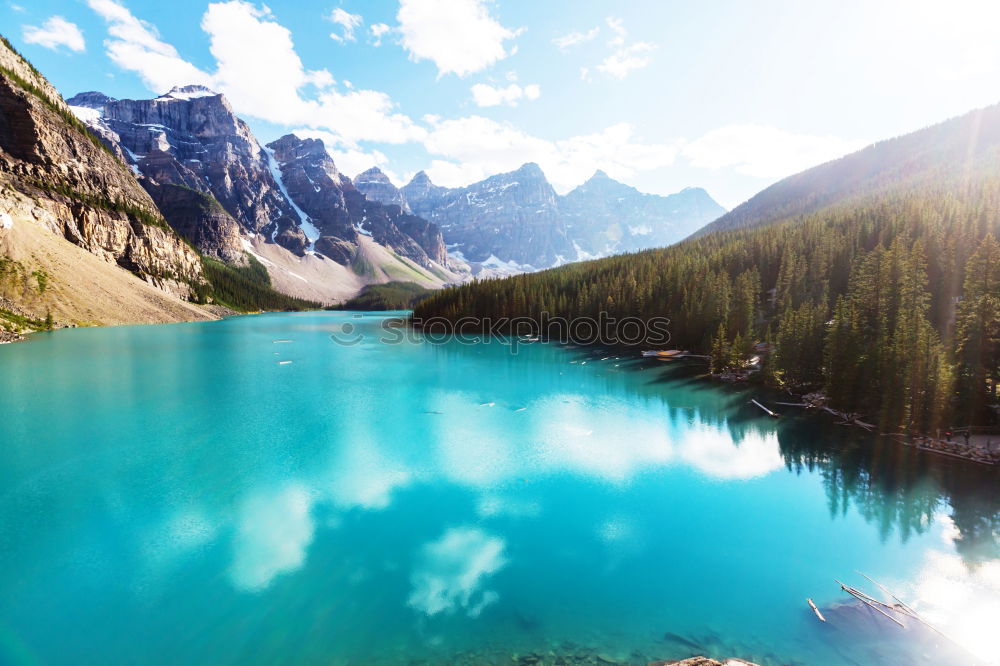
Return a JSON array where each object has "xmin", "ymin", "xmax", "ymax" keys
[{"xmin": 1, "ymin": 312, "xmax": 998, "ymax": 665}]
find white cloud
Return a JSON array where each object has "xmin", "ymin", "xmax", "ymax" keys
[
  {"xmin": 314, "ymin": 88, "xmax": 427, "ymax": 145},
  {"xmin": 89, "ymin": 1, "xmax": 423, "ymax": 148},
  {"xmin": 369, "ymin": 22, "xmax": 391, "ymax": 46},
  {"xmin": 597, "ymin": 42, "xmax": 656, "ymax": 79},
  {"xmin": 682, "ymin": 124, "xmax": 865, "ymax": 178},
  {"xmin": 22, "ymin": 16, "xmax": 86, "ymax": 52},
  {"xmin": 422, "ymin": 115, "xmax": 676, "ymax": 192},
  {"xmin": 201, "ymin": 2, "xmax": 422, "ymax": 144},
  {"xmin": 552, "ymin": 26, "xmax": 599, "ymax": 50},
  {"xmin": 87, "ymin": 0, "xmax": 213, "ymax": 92},
  {"xmin": 606, "ymin": 16, "xmax": 626, "ymax": 46},
  {"xmin": 407, "ymin": 526, "xmax": 507, "ymax": 617},
  {"xmin": 470, "ymin": 82, "xmax": 540, "ymax": 107},
  {"xmin": 201, "ymin": 1, "xmax": 316, "ymax": 123},
  {"xmin": 84, "ymin": 0, "xmax": 855, "ymax": 196},
  {"xmin": 580, "ymin": 17, "xmax": 656, "ymax": 80},
  {"xmin": 328, "ymin": 7, "xmax": 362, "ymax": 43},
  {"xmin": 397, "ymin": 0, "xmax": 520, "ymax": 77}
]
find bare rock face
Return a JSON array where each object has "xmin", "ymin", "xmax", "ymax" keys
[
  {"xmin": 314, "ymin": 236, "xmax": 356, "ymax": 265},
  {"xmin": 68, "ymin": 86, "xmax": 301, "ymax": 250},
  {"xmin": 0, "ymin": 43, "xmax": 205, "ymax": 300},
  {"xmin": 354, "ymin": 166, "xmax": 410, "ymax": 213},
  {"xmin": 404, "ymin": 163, "xmax": 573, "ymax": 268},
  {"xmin": 395, "ymin": 212, "xmax": 448, "ymax": 265},
  {"xmin": 400, "ymin": 170, "xmax": 453, "ymax": 211},
  {"xmin": 266, "ymin": 133, "xmax": 448, "ymax": 268},
  {"xmin": 143, "ymin": 182, "xmax": 247, "ymax": 265},
  {"xmin": 265, "ymin": 133, "xmax": 356, "ymax": 242}
]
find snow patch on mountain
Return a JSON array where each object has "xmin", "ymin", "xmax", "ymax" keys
[
  {"xmin": 262, "ymin": 146, "xmax": 321, "ymax": 246},
  {"xmin": 69, "ymin": 105, "xmax": 102, "ymax": 123}
]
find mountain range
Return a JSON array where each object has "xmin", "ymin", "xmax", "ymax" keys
[
  {"xmin": 0, "ymin": 30, "xmax": 721, "ymax": 332},
  {"xmin": 65, "ymin": 84, "xmax": 459, "ymax": 304},
  {"xmin": 66, "ymin": 80, "xmax": 724, "ymax": 291},
  {"xmin": 358, "ymin": 163, "xmax": 725, "ymax": 271}
]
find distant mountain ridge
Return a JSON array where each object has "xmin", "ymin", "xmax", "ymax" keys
[
  {"xmin": 404, "ymin": 162, "xmax": 571, "ymax": 269},
  {"xmin": 361, "ymin": 163, "xmax": 726, "ymax": 270},
  {"xmin": 561, "ymin": 171, "xmax": 724, "ymax": 257}
]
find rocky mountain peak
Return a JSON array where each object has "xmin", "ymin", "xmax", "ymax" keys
[
  {"xmin": 560, "ymin": 171, "xmax": 726, "ymax": 257},
  {"xmin": 401, "ymin": 170, "xmax": 453, "ymax": 213},
  {"xmin": 406, "ymin": 162, "xmax": 567, "ymax": 268},
  {"xmin": 71, "ymin": 87, "xmax": 301, "ymax": 250},
  {"xmin": 66, "ymin": 91, "xmax": 117, "ymax": 109},
  {"xmin": 514, "ymin": 162, "xmax": 546, "ymax": 179},
  {"xmin": 354, "ymin": 166, "xmax": 410, "ymax": 213},
  {"xmin": 576, "ymin": 169, "xmax": 634, "ymax": 192},
  {"xmin": 680, "ymin": 186, "xmax": 711, "ymax": 197},
  {"xmin": 356, "ymin": 166, "xmax": 392, "ymax": 185},
  {"xmin": 260, "ymin": 134, "xmax": 446, "ymax": 267},
  {"xmin": 408, "ymin": 170, "xmax": 433, "ymax": 186},
  {"xmin": 159, "ymin": 85, "xmax": 220, "ymax": 100},
  {"xmin": 268, "ymin": 133, "xmax": 336, "ymax": 168},
  {"xmin": 474, "ymin": 162, "xmax": 557, "ymax": 205}
]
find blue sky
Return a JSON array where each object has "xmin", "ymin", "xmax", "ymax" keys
[{"xmin": 7, "ymin": 0, "xmax": 1000, "ymax": 207}]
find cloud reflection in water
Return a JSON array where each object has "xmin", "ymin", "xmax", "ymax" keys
[
  {"xmin": 407, "ymin": 526, "xmax": 508, "ymax": 618},
  {"xmin": 220, "ymin": 386, "xmax": 785, "ymax": 594}
]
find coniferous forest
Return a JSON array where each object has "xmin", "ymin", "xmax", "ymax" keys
[{"xmin": 415, "ymin": 107, "xmax": 1000, "ymax": 433}]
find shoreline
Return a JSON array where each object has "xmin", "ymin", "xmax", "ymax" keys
[
  {"xmin": 711, "ymin": 371, "xmax": 1000, "ymax": 467},
  {"xmin": 590, "ymin": 346, "xmax": 1000, "ymax": 468},
  {"xmin": 0, "ymin": 302, "xmax": 249, "ymax": 345}
]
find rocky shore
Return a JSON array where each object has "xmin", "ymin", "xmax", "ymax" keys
[
  {"xmin": 425, "ymin": 646, "xmax": 760, "ymax": 666},
  {"xmin": 0, "ymin": 327, "xmax": 22, "ymax": 343},
  {"xmin": 903, "ymin": 431, "xmax": 1000, "ymax": 465},
  {"xmin": 0, "ymin": 294, "xmax": 38, "ymax": 342},
  {"xmin": 776, "ymin": 391, "xmax": 999, "ymax": 465}
]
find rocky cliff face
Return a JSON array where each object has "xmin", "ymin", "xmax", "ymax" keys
[
  {"xmin": 355, "ymin": 167, "xmax": 410, "ymax": 212},
  {"xmin": 0, "ymin": 41, "xmax": 205, "ymax": 301},
  {"xmin": 560, "ymin": 171, "xmax": 726, "ymax": 255},
  {"xmin": 400, "ymin": 170, "xmax": 454, "ymax": 211},
  {"xmin": 68, "ymin": 85, "xmax": 303, "ymax": 253},
  {"xmin": 267, "ymin": 134, "xmax": 447, "ymax": 268},
  {"xmin": 404, "ymin": 163, "xmax": 572, "ymax": 268},
  {"xmin": 142, "ymin": 182, "xmax": 246, "ymax": 265},
  {"xmin": 398, "ymin": 165, "xmax": 725, "ymax": 270}
]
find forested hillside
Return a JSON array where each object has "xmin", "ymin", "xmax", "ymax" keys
[
  {"xmin": 331, "ymin": 281, "xmax": 432, "ymax": 311},
  {"xmin": 694, "ymin": 103, "xmax": 1000, "ymax": 237},
  {"xmin": 415, "ymin": 108, "xmax": 1000, "ymax": 432}
]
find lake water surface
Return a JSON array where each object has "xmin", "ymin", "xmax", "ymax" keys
[{"xmin": 1, "ymin": 312, "xmax": 998, "ymax": 665}]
